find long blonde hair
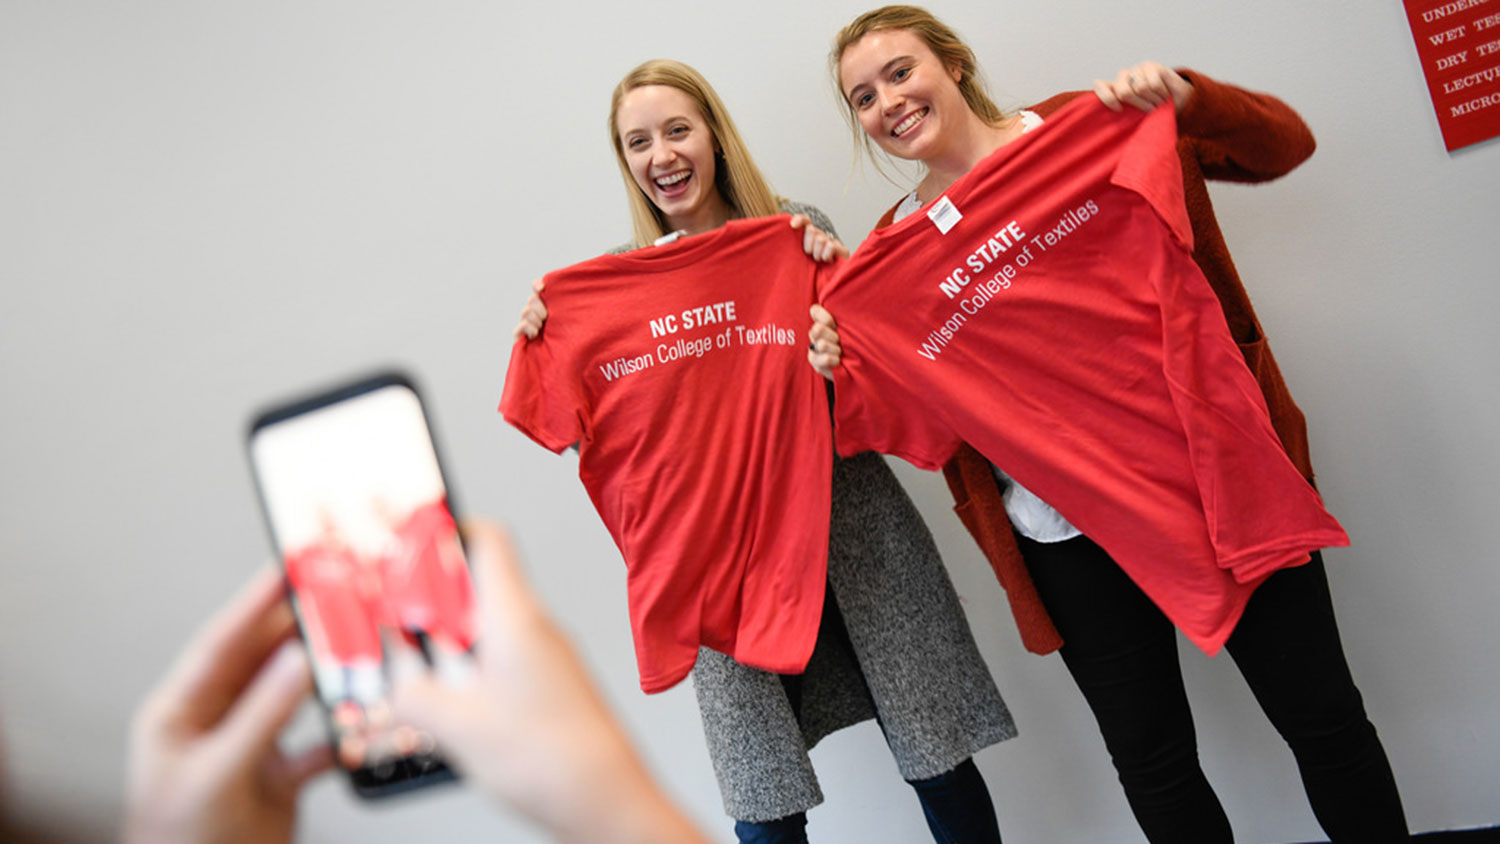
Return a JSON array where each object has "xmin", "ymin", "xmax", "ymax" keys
[
  {"xmin": 608, "ymin": 60, "xmax": 781, "ymax": 248},
  {"xmin": 830, "ymin": 6, "xmax": 1012, "ymax": 177}
]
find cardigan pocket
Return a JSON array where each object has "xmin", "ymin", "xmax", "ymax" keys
[{"xmin": 1236, "ymin": 329, "xmax": 1267, "ymax": 376}]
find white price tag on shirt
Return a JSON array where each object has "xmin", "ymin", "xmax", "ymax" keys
[{"xmin": 927, "ymin": 196, "xmax": 962, "ymax": 235}]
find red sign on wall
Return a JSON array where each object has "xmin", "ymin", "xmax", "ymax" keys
[{"xmin": 1404, "ymin": 0, "xmax": 1500, "ymax": 151}]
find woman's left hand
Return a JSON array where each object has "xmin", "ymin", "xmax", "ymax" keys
[
  {"xmin": 1093, "ymin": 62, "xmax": 1194, "ymax": 114},
  {"xmin": 789, "ymin": 215, "xmax": 850, "ymax": 263},
  {"xmin": 808, "ymin": 304, "xmax": 843, "ymax": 380}
]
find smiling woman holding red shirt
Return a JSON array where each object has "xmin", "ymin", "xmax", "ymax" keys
[
  {"xmin": 808, "ymin": 6, "xmax": 1409, "ymax": 842},
  {"xmin": 512, "ymin": 59, "xmax": 1015, "ymax": 844}
]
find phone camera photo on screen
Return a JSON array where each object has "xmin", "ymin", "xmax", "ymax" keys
[{"xmin": 246, "ymin": 370, "xmax": 476, "ymax": 798}]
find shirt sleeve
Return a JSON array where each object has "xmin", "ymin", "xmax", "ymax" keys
[
  {"xmin": 1110, "ymin": 104, "xmax": 1194, "ymax": 251},
  {"xmin": 823, "ymin": 255, "xmax": 963, "ymax": 471},
  {"xmin": 829, "ymin": 363, "xmax": 961, "ymax": 470},
  {"xmin": 498, "ymin": 274, "xmax": 588, "ymax": 452}
]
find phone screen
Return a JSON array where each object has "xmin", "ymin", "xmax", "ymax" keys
[{"xmin": 248, "ymin": 373, "xmax": 475, "ymax": 796}]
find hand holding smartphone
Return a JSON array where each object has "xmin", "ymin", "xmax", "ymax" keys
[{"xmin": 247, "ymin": 371, "xmax": 476, "ymax": 797}]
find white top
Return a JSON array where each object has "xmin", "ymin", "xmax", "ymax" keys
[{"xmin": 889, "ymin": 109, "xmax": 1082, "ymax": 544}]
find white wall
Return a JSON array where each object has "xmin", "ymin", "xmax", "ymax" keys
[{"xmin": 2, "ymin": 1, "xmax": 1496, "ymax": 841}]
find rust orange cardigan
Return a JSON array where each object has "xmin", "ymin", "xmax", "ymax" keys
[{"xmin": 870, "ymin": 71, "xmax": 1318, "ymax": 655}]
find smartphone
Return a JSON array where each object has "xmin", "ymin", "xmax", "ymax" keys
[{"xmin": 246, "ymin": 370, "xmax": 476, "ymax": 798}]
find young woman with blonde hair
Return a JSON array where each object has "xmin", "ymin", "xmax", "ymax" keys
[
  {"xmin": 810, "ymin": 6, "xmax": 1408, "ymax": 842},
  {"xmin": 513, "ymin": 58, "xmax": 1015, "ymax": 844}
]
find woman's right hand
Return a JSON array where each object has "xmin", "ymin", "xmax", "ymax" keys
[
  {"xmin": 513, "ymin": 277, "xmax": 548, "ymax": 341},
  {"xmin": 808, "ymin": 304, "xmax": 843, "ymax": 380}
]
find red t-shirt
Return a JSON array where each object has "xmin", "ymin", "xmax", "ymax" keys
[
  {"xmin": 821, "ymin": 97, "xmax": 1348, "ymax": 655},
  {"xmin": 285, "ymin": 541, "xmax": 383, "ymax": 665},
  {"xmin": 500, "ymin": 216, "xmax": 834, "ymax": 693}
]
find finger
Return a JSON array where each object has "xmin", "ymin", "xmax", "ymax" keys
[
  {"xmin": 1118, "ymin": 84, "xmax": 1155, "ymax": 112},
  {"xmin": 811, "ymin": 234, "xmax": 830, "ymax": 262},
  {"xmin": 808, "ymin": 322, "xmax": 840, "ymax": 347},
  {"xmin": 530, "ymin": 277, "xmax": 545, "ymax": 294},
  {"xmin": 1116, "ymin": 69, "xmax": 1147, "ymax": 109},
  {"xmin": 803, "ymin": 227, "xmax": 817, "ymax": 257},
  {"xmin": 457, "ymin": 519, "xmax": 549, "ymax": 644},
  {"xmin": 277, "ymin": 742, "xmax": 336, "ymax": 791},
  {"xmin": 430, "ymin": 640, "xmax": 477, "ymax": 687},
  {"xmin": 809, "ymin": 304, "xmax": 837, "ymax": 329},
  {"xmin": 380, "ymin": 628, "xmax": 465, "ymax": 756},
  {"xmin": 1093, "ymin": 79, "xmax": 1122, "ymax": 111},
  {"xmin": 383, "ymin": 625, "xmax": 428, "ymax": 685},
  {"xmin": 1121, "ymin": 66, "xmax": 1164, "ymax": 111},
  {"xmin": 146, "ymin": 567, "xmax": 298, "ymax": 733},
  {"xmin": 1158, "ymin": 65, "xmax": 1194, "ymax": 110},
  {"xmin": 215, "ymin": 639, "xmax": 315, "ymax": 761},
  {"xmin": 514, "ymin": 313, "xmax": 539, "ymax": 341},
  {"xmin": 378, "ymin": 626, "xmax": 438, "ymax": 731},
  {"xmin": 829, "ymin": 239, "xmax": 850, "ymax": 260},
  {"xmin": 515, "ymin": 291, "xmax": 548, "ymax": 340},
  {"xmin": 808, "ymin": 326, "xmax": 842, "ymax": 362},
  {"xmin": 1135, "ymin": 65, "xmax": 1169, "ymax": 107},
  {"xmin": 808, "ymin": 348, "xmax": 832, "ymax": 380},
  {"xmin": 787, "ymin": 214, "xmax": 809, "ymax": 231},
  {"xmin": 1139, "ymin": 61, "xmax": 1170, "ymax": 91},
  {"xmin": 383, "ymin": 623, "xmax": 436, "ymax": 696},
  {"xmin": 389, "ymin": 672, "xmax": 477, "ymax": 761}
]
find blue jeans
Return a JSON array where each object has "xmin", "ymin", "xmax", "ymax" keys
[{"xmin": 732, "ymin": 757, "xmax": 1001, "ymax": 844}]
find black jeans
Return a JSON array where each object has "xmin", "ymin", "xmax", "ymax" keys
[
  {"xmin": 1019, "ymin": 534, "xmax": 1408, "ymax": 843},
  {"xmin": 732, "ymin": 757, "xmax": 1000, "ymax": 844}
]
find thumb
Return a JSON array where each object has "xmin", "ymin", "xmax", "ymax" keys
[
  {"xmin": 389, "ymin": 674, "xmax": 481, "ymax": 770},
  {"xmin": 460, "ymin": 519, "xmax": 550, "ymax": 642}
]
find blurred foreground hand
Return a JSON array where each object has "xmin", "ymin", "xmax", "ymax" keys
[
  {"xmin": 123, "ymin": 568, "xmax": 331, "ymax": 844},
  {"xmin": 391, "ymin": 519, "xmax": 708, "ymax": 843}
]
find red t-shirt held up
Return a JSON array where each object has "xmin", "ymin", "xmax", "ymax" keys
[
  {"xmin": 821, "ymin": 96, "xmax": 1349, "ymax": 655},
  {"xmin": 501, "ymin": 217, "xmax": 834, "ymax": 693}
]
